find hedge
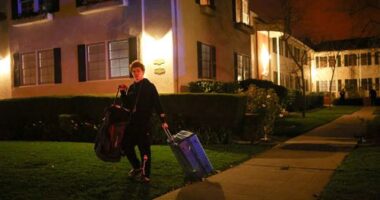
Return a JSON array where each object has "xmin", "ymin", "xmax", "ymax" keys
[{"xmin": 0, "ymin": 94, "xmax": 247, "ymax": 144}]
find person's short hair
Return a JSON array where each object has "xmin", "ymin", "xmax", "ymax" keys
[{"xmin": 129, "ymin": 60, "xmax": 145, "ymax": 72}]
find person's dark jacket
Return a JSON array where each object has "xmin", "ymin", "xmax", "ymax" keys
[{"xmin": 120, "ymin": 78, "xmax": 165, "ymax": 126}]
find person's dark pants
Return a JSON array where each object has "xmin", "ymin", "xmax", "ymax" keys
[{"xmin": 122, "ymin": 124, "xmax": 152, "ymax": 178}]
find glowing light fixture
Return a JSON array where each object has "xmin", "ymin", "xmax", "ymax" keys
[
  {"xmin": 141, "ymin": 30, "xmax": 173, "ymax": 75},
  {"xmin": 0, "ymin": 54, "xmax": 11, "ymax": 83},
  {"xmin": 260, "ymin": 44, "xmax": 270, "ymax": 76}
]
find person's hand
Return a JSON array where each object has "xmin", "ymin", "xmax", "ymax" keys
[
  {"xmin": 161, "ymin": 122, "xmax": 169, "ymax": 129},
  {"xmin": 118, "ymin": 84, "xmax": 127, "ymax": 91}
]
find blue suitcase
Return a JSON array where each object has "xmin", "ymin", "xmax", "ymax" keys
[{"xmin": 164, "ymin": 129, "xmax": 213, "ymax": 181}]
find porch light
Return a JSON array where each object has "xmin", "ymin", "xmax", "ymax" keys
[
  {"xmin": 0, "ymin": 54, "xmax": 11, "ymax": 82},
  {"xmin": 141, "ymin": 30, "xmax": 173, "ymax": 75}
]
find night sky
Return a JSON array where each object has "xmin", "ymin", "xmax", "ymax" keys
[{"xmin": 251, "ymin": 0, "xmax": 380, "ymax": 43}]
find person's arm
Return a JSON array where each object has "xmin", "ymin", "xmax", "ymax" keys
[{"xmin": 151, "ymin": 84, "xmax": 169, "ymax": 129}]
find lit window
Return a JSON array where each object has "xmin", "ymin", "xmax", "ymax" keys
[
  {"xmin": 12, "ymin": 0, "xmax": 59, "ymax": 20},
  {"xmin": 234, "ymin": 0, "xmax": 250, "ymax": 26},
  {"xmin": 109, "ymin": 40, "xmax": 130, "ymax": 78},
  {"xmin": 38, "ymin": 49, "xmax": 54, "ymax": 84},
  {"xmin": 319, "ymin": 57, "xmax": 327, "ymax": 68},
  {"xmin": 21, "ymin": 52, "xmax": 36, "ymax": 85},
  {"xmin": 235, "ymin": 53, "xmax": 251, "ymax": 81}
]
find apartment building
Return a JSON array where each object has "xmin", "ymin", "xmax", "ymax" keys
[
  {"xmin": 312, "ymin": 38, "xmax": 380, "ymax": 97},
  {"xmin": 0, "ymin": 0, "xmax": 254, "ymax": 99}
]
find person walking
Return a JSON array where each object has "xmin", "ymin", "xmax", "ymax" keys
[{"xmin": 119, "ymin": 60, "xmax": 168, "ymax": 183}]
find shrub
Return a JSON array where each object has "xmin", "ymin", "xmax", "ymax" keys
[
  {"xmin": 188, "ymin": 80, "xmax": 239, "ymax": 93},
  {"xmin": 243, "ymin": 85, "xmax": 281, "ymax": 140},
  {"xmin": 239, "ymin": 79, "xmax": 288, "ymax": 104}
]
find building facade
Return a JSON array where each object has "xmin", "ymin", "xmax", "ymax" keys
[
  {"xmin": 311, "ymin": 38, "xmax": 380, "ymax": 98},
  {"xmin": 0, "ymin": 0, "xmax": 254, "ymax": 99}
]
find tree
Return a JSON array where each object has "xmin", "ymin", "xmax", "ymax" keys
[{"xmin": 278, "ymin": 0, "xmax": 310, "ymax": 118}]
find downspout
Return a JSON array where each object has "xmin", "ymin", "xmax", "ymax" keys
[{"xmin": 171, "ymin": 0, "xmax": 179, "ymax": 92}]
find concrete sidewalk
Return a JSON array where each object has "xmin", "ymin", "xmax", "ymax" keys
[{"xmin": 155, "ymin": 107, "xmax": 377, "ymax": 200}]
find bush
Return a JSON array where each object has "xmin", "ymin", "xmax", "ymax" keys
[
  {"xmin": 188, "ymin": 80, "xmax": 239, "ymax": 93},
  {"xmin": 239, "ymin": 79, "xmax": 288, "ymax": 104},
  {"xmin": 0, "ymin": 94, "xmax": 247, "ymax": 144},
  {"xmin": 243, "ymin": 85, "xmax": 281, "ymax": 140}
]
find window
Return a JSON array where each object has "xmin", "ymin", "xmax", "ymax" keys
[
  {"xmin": 338, "ymin": 79, "xmax": 342, "ymax": 91},
  {"xmin": 77, "ymin": 38, "xmax": 137, "ymax": 82},
  {"xmin": 328, "ymin": 56, "xmax": 335, "ymax": 67},
  {"xmin": 235, "ymin": 53, "xmax": 251, "ymax": 81},
  {"xmin": 11, "ymin": 0, "xmax": 59, "ymax": 20},
  {"xmin": 234, "ymin": 0, "xmax": 251, "ymax": 26},
  {"xmin": 287, "ymin": 44, "xmax": 292, "ymax": 58},
  {"xmin": 38, "ymin": 49, "xmax": 54, "ymax": 84},
  {"xmin": 320, "ymin": 80, "xmax": 328, "ymax": 92},
  {"xmin": 360, "ymin": 53, "xmax": 371, "ymax": 65},
  {"xmin": 376, "ymin": 78, "xmax": 379, "ymax": 90},
  {"xmin": 87, "ymin": 43, "xmax": 106, "ymax": 81},
  {"xmin": 196, "ymin": 0, "xmax": 215, "ymax": 7},
  {"xmin": 197, "ymin": 42, "xmax": 216, "ymax": 79},
  {"xmin": 319, "ymin": 57, "xmax": 327, "ymax": 68},
  {"xmin": 361, "ymin": 78, "xmax": 372, "ymax": 90},
  {"xmin": 345, "ymin": 79, "xmax": 358, "ymax": 91},
  {"xmin": 336, "ymin": 55, "xmax": 341, "ymax": 67},
  {"xmin": 109, "ymin": 40, "xmax": 130, "ymax": 78},
  {"xmin": 303, "ymin": 50, "xmax": 307, "ymax": 65},
  {"xmin": 305, "ymin": 79, "xmax": 309, "ymax": 92},
  {"xmin": 14, "ymin": 48, "xmax": 61, "ymax": 87},
  {"xmin": 375, "ymin": 52, "xmax": 379, "ymax": 65},
  {"xmin": 344, "ymin": 54, "xmax": 357, "ymax": 66},
  {"xmin": 21, "ymin": 52, "xmax": 37, "ymax": 85}
]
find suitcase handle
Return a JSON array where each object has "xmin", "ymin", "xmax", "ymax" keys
[{"xmin": 163, "ymin": 128, "xmax": 174, "ymax": 143}]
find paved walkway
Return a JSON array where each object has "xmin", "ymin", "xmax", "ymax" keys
[{"xmin": 155, "ymin": 107, "xmax": 377, "ymax": 200}]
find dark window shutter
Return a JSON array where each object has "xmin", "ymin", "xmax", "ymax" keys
[
  {"xmin": 233, "ymin": 53, "xmax": 238, "ymax": 81},
  {"xmin": 128, "ymin": 37, "xmax": 137, "ymax": 64},
  {"xmin": 53, "ymin": 48, "xmax": 62, "ymax": 83},
  {"xmin": 195, "ymin": 0, "xmax": 200, "ymax": 4},
  {"xmin": 211, "ymin": 46, "xmax": 216, "ymax": 79},
  {"xmin": 11, "ymin": 0, "xmax": 19, "ymax": 19},
  {"xmin": 197, "ymin": 41, "xmax": 202, "ymax": 78},
  {"xmin": 13, "ymin": 53, "xmax": 21, "ymax": 87},
  {"xmin": 77, "ymin": 44, "xmax": 86, "ymax": 82},
  {"xmin": 210, "ymin": 0, "xmax": 215, "ymax": 6}
]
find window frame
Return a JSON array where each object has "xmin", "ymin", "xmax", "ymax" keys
[
  {"xmin": 197, "ymin": 41, "xmax": 216, "ymax": 79},
  {"xmin": 37, "ymin": 49, "xmax": 55, "ymax": 84},
  {"xmin": 108, "ymin": 39, "xmax": 131, "ymax": 79},
  {"xmin": 235, "ymin": 52, "xmax": 251, "ymax": 81}
]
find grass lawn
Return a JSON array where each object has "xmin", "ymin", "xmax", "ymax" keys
[
  {"xmin": 0, "ymin": 141, "xmax": 271, "ymax": 200},
  {"xmin": 320, "ymin": 108, "xmax": 380, "ymax": 200},
  {"xmin": 274, "ymin": 106, "xmax": 361, "ymax": 137},
  {"xmin": 320, "ymin": 145, "xmax": 380, "ymax": 200}
]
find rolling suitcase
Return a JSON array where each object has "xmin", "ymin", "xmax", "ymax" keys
[{"xmin": 164, "ymin": 129, "xmax": 214, "ymax": 181}]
